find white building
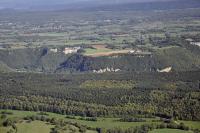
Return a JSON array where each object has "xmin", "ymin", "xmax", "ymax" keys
[{"xmin": 63, "ymin": 47, "xmax": 81, "ymax": 54}]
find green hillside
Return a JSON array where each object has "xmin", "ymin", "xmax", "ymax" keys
[{"xmin": 154, "ymin": 47, "xmax": 200, "ymax": 71}]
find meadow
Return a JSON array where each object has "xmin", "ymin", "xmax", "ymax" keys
[
  {"xmin": 1, "ymin": 110, "xmax": 200, "ymax": 133},
  {"xmin": 149, "ymin": 129, "xmax": 193, "ymax": 133}
]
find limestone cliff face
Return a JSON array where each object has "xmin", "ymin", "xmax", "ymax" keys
[
  {"xmin": 157, "ymin": 67, "xmax": 172, "ymax": 73},
  {"xmin": 93, "ymin": 67, "xmax": 121, "ymax": 73}
]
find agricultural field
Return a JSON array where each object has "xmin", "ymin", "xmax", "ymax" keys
[
  {"xmin": 83, "ymin": 45, "xmax": 115, "ymax": 56},
  {"xmin": 1, "ymin": 8, "xmax": 200, "ymax": 51},
  {"xmin": 15, "ymin": 121, "xmax": 54, "ymax": 133}
]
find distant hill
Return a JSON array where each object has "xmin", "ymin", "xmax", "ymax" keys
[
  {"xmin": 87, "ymin": 0, "xmax": 200, "ymax": 11},
  {"xmin": 0, "ymin": 46, "xmax": 200, "ymax": 73}
]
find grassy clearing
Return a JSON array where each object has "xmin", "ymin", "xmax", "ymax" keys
[
  {"xmin": 65, "ymin": 117, "xmax": 161, "ymax": 129},
  {"xmin": 80, "ymin": 80, "xmax": 135, "ymax": 89},
  {"xmin": 0, "ymin": 127, "xmax": 12, "ymax": 133},
  {"xmin": 0, "ymin": 110, "xmax": 161, "ymax": 129},
  {"xmin": 0, "ymin": 120, "xmax": 93, "ymax": 133},
  {"xmin": 84, "ymin": 48, "xmax": 113, "ymax": 55},
  {"xmin": 1, "ymin": 110, "xmax": 200, "ymax": 131},
  {"xmin": 84, "ymin": 44, "xmax": 113, "ymax": 55},
  {"xmin": 16, "ymin": 121, "xmax": 54, "ymax": 133},
  {"xmin": 84, "ymin": 49, "xmax": 131, "ymax": 57},
  {"xmin": 178, "ymin": 121, "xmax": 200, "ymax": 130},
  {"xmin": 149, "ymin": 129, "xmax": 193, "ymax": 133},
  {"xmin": 83, "ymin": 44, "xmax": 132, "ymax": 57},
  {"xmin": 0, "ymin": 110, "xmax": 97, "ymax": 133},
  {"xmin": 0, "ymin": 117, "xmax": 54, "ymax": 133}
]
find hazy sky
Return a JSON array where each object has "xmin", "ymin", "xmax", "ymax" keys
[
  {"xmin": 0, "ymin": 0, "xmax": 175, "ymax": 9},
  {"xmin": 0, "ymin": 0, "xmax": 173, "ymax": 5}
]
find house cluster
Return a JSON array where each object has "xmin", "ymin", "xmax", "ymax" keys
[
  {"xmin": 93, "ymin": 67, "xmax": 121, "ymax": 73},
  {"xmin": 49, "ymin": 47, "xmax": 81, "ymax": 54},
  {"xmin": 191, "ymin": 42, "xmax": 200, "ymax": 47},
  {"xmin": 63, "ymin": 47, "xmax": 81, "ymax": 54},
  {"xmin": 186, "ymin": 38, "xmax": 200, "ymax": 47},
  {"xmin": 129, "ymin": 49, "xmax": 142, "ymax": 54}
]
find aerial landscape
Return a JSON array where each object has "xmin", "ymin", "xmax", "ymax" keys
[{"xmin": 0, "ymin": 0, "xmax": 200, "ymax": 133}]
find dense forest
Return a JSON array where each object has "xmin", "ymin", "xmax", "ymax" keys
[{"xmin": 0, "ymin": 71, "xmax": 200, "ymax": 121}]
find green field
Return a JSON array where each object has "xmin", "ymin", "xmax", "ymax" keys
[
  {"xmin": 149, "ymin": 129, "xmax": 193, "ymax": 133},
  {"xmin": 0, "ymin": 110, "xmax": 98, "ymax": 133},
  {"xmin": 16, "ymin": 121, "xmax": 54, "ymax": 133},
  {"xmin": 0, "ymin": 120, "xmax": 93, "ymax": 133},
  {"xmin": 84, "ymin": 48, "xmax": 113, "ymax": 55},
  {"xmin": 0, "ymin": 110, "xmax": 161, "ymax": 129},
  {"xmin": 65, "ymin": 117, "xmax": 161, "ymax": 129},
  {"xmin": 1, "ymin": 110, "xmax": 200, "ymax": 132},
  {"xmin": 178, "ymin": 121, "xmax": 200, "ymax": 130}
]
